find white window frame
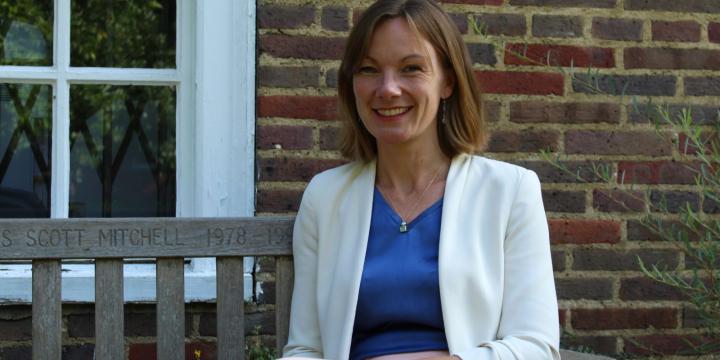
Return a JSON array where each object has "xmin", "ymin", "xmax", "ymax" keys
[{"xmin": 0, "ymin": 0, "xmax": 256, "ymax": 303}]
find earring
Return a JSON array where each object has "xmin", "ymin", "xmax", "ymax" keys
[{"xmin": 440, "ymin": 98, "xmax": 447, "ymax": 124}]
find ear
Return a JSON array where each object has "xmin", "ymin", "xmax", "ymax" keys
[{"xmin": 442, "ymin": 69, "xmax": 455, "ymax": 99}]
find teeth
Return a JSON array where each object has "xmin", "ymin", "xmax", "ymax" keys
[{"xmin": 377, "ymin": 107, "xmax": 409, "ymax": 116}]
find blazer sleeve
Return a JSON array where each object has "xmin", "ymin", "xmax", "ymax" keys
[
  {"xmin": 282, "ymin": 179, "xmax": 325, "ymax": 358},
  {"xmin": 455, "ymin": 169, "xmax": 561, "ymax": 360}
]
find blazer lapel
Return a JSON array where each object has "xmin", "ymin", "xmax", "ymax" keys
[
  {"xmin": 328, "ymin": 160, "xmax": 376, "ymax": 359},
  {"xmin": 438, "ymin": 154, "xmax": 471, "ymax": 353}
]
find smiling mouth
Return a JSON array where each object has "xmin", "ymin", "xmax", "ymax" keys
[{"xmin": 375, "ymin": 107, "xmax": 411, "ymax": 117}]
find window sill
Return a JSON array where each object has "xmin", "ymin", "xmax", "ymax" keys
[{"xmin": 0, "ymin": 263, "xmax": 253, "ymax": 303}]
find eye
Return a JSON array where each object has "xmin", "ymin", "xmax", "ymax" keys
[
  {"xmin": 357, "ymin": 66, "xmax": 377, "ymax": 74},
  {"xmin": 402, "ymin": 64, "xmax": 423, "ymax": 73}
]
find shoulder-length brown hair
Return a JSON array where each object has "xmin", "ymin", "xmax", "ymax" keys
[{"xmin": 338, "ymin": 0, "xmax": 488, "ymax": 162}]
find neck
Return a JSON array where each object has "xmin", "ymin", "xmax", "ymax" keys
[{"xmin": 375, "ymin": 142, "xmax": 450, "ymax": 194}]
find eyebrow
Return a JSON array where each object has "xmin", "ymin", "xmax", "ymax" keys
[{"xmin": 363, "ymin": 53, "xmax": 429, "ymax": 63}]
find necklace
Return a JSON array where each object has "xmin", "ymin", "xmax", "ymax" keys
[{"xmin": 381, "ymin": 168, "xmax": 442, "ymax": 233}]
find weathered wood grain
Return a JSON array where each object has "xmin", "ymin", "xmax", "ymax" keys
[
  {"xmin": 157, "ymin": 258, "xmax": 185, "ymax": 360},
  {"xmin": 217, "ymin": 257, "xmax": 245, "ymax": 360},
  {"xmin": 32, "ymin": 260, "xmax": 61, "ymax": 360},
  {"xmin": 95, "ymin": 259, "xmax": 124, "ymax": 360},
  {"xmin": 0, "ymin": 217, "xmax": 293, "ymax": 259},
  {"xmin": 275, "ymin": 256, "xmax": 294, "ymax": 355}
]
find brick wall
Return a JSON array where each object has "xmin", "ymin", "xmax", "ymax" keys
[
  {"xmin": 1, "ymin": 0, "xmax": 718, "ymax": 359},
  {"xmin": 0, "ymin": 302, "xmax": 276, "ymax": 359},
  {"xmin": 256, "ymin": 0, "xmax": 719, "ymax": 358}
]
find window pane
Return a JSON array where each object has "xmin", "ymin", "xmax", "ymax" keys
[
  {"xmin": 69, "ymin": 85, "xmax": 175, "ymax": 217},
  {"xmin": 0, "ymin": 84, "xmax": 51, "ymax": 217},
  {"xmin": 71, "ymin": 0, "xmax": 176, "ymax": 68},
  {"xmin": 0, "ymin": 1, "xmax": 53, "ymax": 66}
]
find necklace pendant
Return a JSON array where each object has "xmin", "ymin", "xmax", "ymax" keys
[{"xmin": 399, "ymin": 221, "xmax": 408, "ymax": 233}]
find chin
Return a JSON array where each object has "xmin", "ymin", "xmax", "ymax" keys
[{"xmin": 374, "ymin": 133, "xmax": 413, "ymax": 146}]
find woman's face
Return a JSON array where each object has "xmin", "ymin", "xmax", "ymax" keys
[{"xmin": 353, "ymin": 17, "xmax": 454, "ymax": 150}]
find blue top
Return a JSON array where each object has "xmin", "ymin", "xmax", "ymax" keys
[{"xmin": 350, "ymin": 188, "xmax": 448, "ymax": 360}]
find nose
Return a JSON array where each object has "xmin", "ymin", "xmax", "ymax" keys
[{"xmin": 377, "ymin": 72, "xmax": 401, "ymax": 99}]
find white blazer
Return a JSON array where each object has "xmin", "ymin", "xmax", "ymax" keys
[{"xmin": 283, "ymin": 154, "xmax": 560, "ymax": 360}]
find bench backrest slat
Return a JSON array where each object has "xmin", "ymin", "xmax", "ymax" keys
[
  {"xmin": 8, "ymin": 218, "xmax": 297, "ymax": 359},
  {"xmin": 217, "ymin": 256, "xmax": 246, "ymax": 360},
  {"xmin": 157, "ymin": 258, "xmax": 186, "ymax": 359},
  {"xmin": 32, "ymin": 260, "xmax": 62, "ymax": 360},
  {"xmin": 95, "ymin": 259, "xmax": 125, "ymax": 360},
  {"xmin": 0, "ymin": 217, "xmax": 293, "ymax": 259},
  {"xmin": 275, "ymin": 256, "xmax": 294, "ymax": 355}
]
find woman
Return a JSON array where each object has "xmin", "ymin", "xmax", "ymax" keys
[{"xmin": 282, "ymin": 0, "xmax": 559, "ymax": 359}]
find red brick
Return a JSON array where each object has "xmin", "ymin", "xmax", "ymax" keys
[
  {"xmin": 620, "ymin": 277, "xmax": 688, "ymax": 301},
  {"xmin": 552, "ymin": 250, "xmax": 565, "ymax": 271},
  {"xmin": 511, "ymin": 0, "xmax": 615, "ymax": 7},
  {"xmin": 627, "ymin": 219, "xmax": 701, "ymax": 242},
  {"xmin": 472, "ymin": 13, "xmax": 526, "ymax": 36},
  {"xmin": 67, "ymin": 314, "xmax": 94, "ymax": 337},
  {"xmin": 629, "ymin": 103, "xmax": 720, "ymax": 123},
  {"xmin": 592, "ymin": 17, "xmax": 643, "ymax": 41},
  {"xmin": 516, "ymin": 161, "xmax": 609, "ymax": 183},
  {"xmin": 483, "ymin": 101, "xmax": 501, "ymax": 122},
  {"xmin": 63, "ymin": 344, "xmax": 95, "ymax": 359},
  {"xmin": 625, "ymin": 0, "xmax": 720, "ymax": 13},
  {"xmin": 560, "ymin": 336, "xmax": 618, "ymax": 355},
  {"xmin": 319, "ymin": 126, "xmax": 342, "ymax": 150},
  {"xmin": 258, "ymin": 281, "xmax": 276, "ymax": 304},
  {"xmin": 556, "ymin": 278, "xmax": 613, "ymax": 300},
  {"xmin": 565, "ymin": 130, "xmax": 672, "ymax": 156},
  {"xmin": 258, "ymin": 5, "xmax": 315, "ymax": 29},
  {"xmin": 572, "ymin": 308, "xmax": 678, "ymax": 330},
  {"xmin": 440, "ymin": 0, "xmax": 504, "ymax": 5},
  {"xmin": 475, "ymin": 71, "xmax": 564, "ymax": 95},
  {"xmin": 257, "ymin": 157, "xmax": 346, "ymax": 182},
  {"xmin": 185, "ymin": 342, "xmax": 217, "ymax": 360},
  {"xmin": 257, "ymin": 125, "xmax": 313, "ymax": 150},
  {"xmin": 256, "ymin": 189, "xmax": 304, "ymax": 213},
  {"xmin": 449, "ymin": 13, "xmax": 469, "ymax": 34},
  {"xmin": 684, "ymin": 77, "xmax": 720, "ymax": 96},
  {"xmin": 573, "ymin": 73, "xmax": 676, "ymax": 96},
  {"xmin": 542, "ymin": 190, "xmax": 585, "ymax": 213},
  {"xmin": 129, "ymin": 343, "xmax": 155, "ymax": 360},
  {"xmin": 467, "ymin": 43, "xmax": 497, "ymax": 65},
  {"xmin": 128, "ymin": 342, "xmax": 217, "ymax": 360},
  {"xmin": 548, "ymin": 219, "xmax": 620, "ymax": 244},
  {"xmin": 652, "ymin": 20, "xmax": 701, "ymax": 42},
  {"xmin": 617, "ymin": 161, "xmax": 697, "ymax": 185},
  {"xmin": 260, "ymin": 35, "xmax": 345, "ymax": 60},
  {"xmin": 685, "ymin": 251, "xmax": 720, "ymax": 269},
  {"xmin": 573, "ymin": 249, "xmax": 679, "ymax": 271},
  {"xmin": 258, "ymin": 66, "xmax": 320, "ymax": 88},
  {"xmin": 198, "ymin": 311, "xmax": 276, "ymax": 336},
  {"xmin": 258, "ymin": 96, "xmax": 338, "ymax": 121},
  {"xmin": 505, "ymin": 44, "xmax": 614, "ymax": 68},
  {"xmin": 0, "ymin": 318, "xmax": 31, "ymax": 340},
  {"xmin": 624, "ymin": 335, "xmax": 709, "ymax": 356},
  {"xmin": 677, "ymin": 132, "xmax": 719, "ymax": 155},
  {"xmin": 532, "ymin": 15, "xmax": 583, "ymax": 38},
  {"xmin": 710, "ymin": 22, "xmax": 720, "ymax": 43},
  {"xmin": 322, "ymin": 6, "xmax": 349, "ymax": 31},
  {"xmin": 486, "ymin": 129, "xmax": 559, "ymax": 152},
  {"xmin": 0, "ymin": 347, "xmax": 31, "ymax": 359},
  {"xmin": 509, "ymin": 101, "xmax": 620, "ymax": 123},
  {"xmin": 625, "ymin": 47, "xmax": 720, "ymax": 70},
  {"xmin": 593, "ymin": 189, "xmax": 646, "ymax": 212},
  {"xmin": 649, "ymin": 190, "xmax": 700, "ymax": 213}
]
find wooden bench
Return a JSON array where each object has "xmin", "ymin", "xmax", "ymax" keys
[{"xmin": 1, "ymin": 217, "xmax": 612, "ymax": 360}]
